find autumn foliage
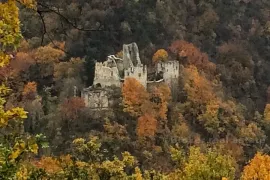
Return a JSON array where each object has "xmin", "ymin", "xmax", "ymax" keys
[
  {"xmin": 137, "ymin": 113, "xmax": 157, "ymax": 137},
  {"xmin": 10, "ymin": 52, "xmax": 34, "ymax": 76},
  {"xmin": 264, "ymin": 104, "xmax": 270, "ymax": 122},
  {"xmin": 183, "ymin": 66, "xmax": 216, "ymax": 104},
  {"xmin": 152, "ymin": 49, "xmax": 168, "ymax": 63},
  {"xmin": 122, "ymin": 77, "xmax": 149, "ymax": 117},
  {"xmin": 122, "ymin": 78, "xmax": 171, "ymax": 137},
  {"xmin": 33, "ymin": 44, "xmax": 65, "ymax": 64},
  {"xmin": 169, "ymin": 40, "xmax": 216, "ymax": 74},
  {"xmin": 60, "ymin": 97, "xmax": 85, "ymax": 120},
  {"xmin": 241, "ymin": 152, "xmax": 270, "ymax": 180},
  {"xmin": 22, "ymin": 82, "xmax": 37, "ymax": 100}
]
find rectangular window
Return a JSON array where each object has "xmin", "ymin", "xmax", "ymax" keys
[{"xmin": 138, "ymin": 73, "xmax": 141, "ymax": 77}]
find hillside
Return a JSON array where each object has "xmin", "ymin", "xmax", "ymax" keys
[{"xmin": 1, "ymin": 0, "xmax": 270, "ymax": 179}]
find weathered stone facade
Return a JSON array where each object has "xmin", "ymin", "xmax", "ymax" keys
[
  {"xmin": 82, "ymin": 87, "xmax": 109, "ymax": 109},
  {"xmin": 157, "ymin": 61, "xmax": 179, "ymax": 99},
  {"xmin": 124, "ymin": 65, "xmax": 147, "ymax": 88},
  {"xmin": 93, "ymin": 57, "xmax": 121, "ymax": 88},
  {"xmin": 82, "ymin": 42, "xmax": 180, "ymax": 109}
]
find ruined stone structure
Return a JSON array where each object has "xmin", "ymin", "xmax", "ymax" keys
[
  {"xmin": 82, "ymin": 42, "xmax": 180, "ymax": 109},
  {"xmin": 93, "ymin": 58, "xmax": 121, "ymax": 88},
  {"xmin": 82, "ymin": 87, "xmax": 109, "ymax": 109},
  {"xmin": 157, "ymin": 61, "xmax": 179, "ymax": 99},
  {"xmin": 124, "ymin": 65, "xmax": 147, "ymax": 88}
]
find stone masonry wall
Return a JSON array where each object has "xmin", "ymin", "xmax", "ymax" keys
[
  {"xmin": 93, "ymin": 62, "xmax": 121, "ymax": 87},
  {"xmin": 124, "ymin": 65, "xmax": 147, "ymax": 88}
]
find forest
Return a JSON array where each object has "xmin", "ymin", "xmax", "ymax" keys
[{"xmin": 1, "ymin": 0, "xmax": 270, "ymax": 179}]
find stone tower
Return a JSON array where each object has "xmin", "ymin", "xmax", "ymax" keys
[
  {"xmin": 157, "ymin": 61, "xmax": 180, "ymax": 100},
  {"xmin": 123, "ymin": 43, "xmax": 141, "ymax": 69}
]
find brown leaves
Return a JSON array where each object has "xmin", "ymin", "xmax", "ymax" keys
[
  {"xmin": 60, "ymin": 97, "xmax": 85, "ymax": 120},
  {"xmin": 169, "ymin": 40, "xmax": 216, "ymax": 74},
  {"xmin": 11, "ymin": 52, "xmax": 34, "ymax": 75},
  {"xmin": 33, "ymin": 45, "xmax": 65, "ymax": 64}
]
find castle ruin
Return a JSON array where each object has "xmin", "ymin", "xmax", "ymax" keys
[{"xmin": 81, "ymin": 42, "xmax": 180, "ymax": 109}]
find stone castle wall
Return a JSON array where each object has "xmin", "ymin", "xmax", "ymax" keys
[
  {"xmin": 124, "ymin": 65, "xmax": 147, "ymax": 88},
  {"xmin": 83, "ymin": 43, "xmax": 180, "ymax": 108},
  {"xmin": 157, "ymin": 61, "xmax": 179, "ymax": 100},
  {"xmin": 82, "ymin": 88, "xmax": 109, "ymax": 109},
  {"xmin": 93, "ymin": 62, "xmax": 121, "ymax": 88}
]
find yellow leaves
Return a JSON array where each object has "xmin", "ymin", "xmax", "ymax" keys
[
  {"xmin": 73, "ymin": 138, "xmax": 85, "ymax": 145},
  {"xmin": 0, "ymin": 84, "xmax": 11, "ymax": 96},
  {"xmin": 241, "ymin": 152, "xmax": 270, "ymax": 180},
  {"xmin": 17, "ymin": 0, "xmax": 37, "ymax": 10},
  {"xmin": 6, "ymin": 107, "xmax": 28, "ymax": 119},
  {"xmin": 29, "ymin": 143, "xmax": 38, "ymax": 154},
  {"xmin": 9, "ymin": 139, "xmax": 38, "ymax": 162},
  {"xmin": 134, "ymin": 167, "xmax": 143, "ymax": 180},
  {"xmin": 152, "ymin": 49, "xmax": 168, "ymax": 63},
  {"xmin": 0, "ymin": 1, "xmax": 21, "ymax": 46},
  {"xmin": 9, "ymin": 141, "xmax": 26, "ymax": 160},
  {"xmin": 264, "ymin": 104, "xmax": 270, "ymax": 122},
  {"xmin": 0, "ymin": 107, "xmax": 27, "ymax": 127},
  {"xmin": 122, "ymin": 151, "xmax": 136, "ymax": 167},
  {"xmin": 16, "ymin": 165, "xmax": 29, "ymax": 180},
  {"xmin": 0, "ymin": 52, "xmax": 11, "ymax": 67}
]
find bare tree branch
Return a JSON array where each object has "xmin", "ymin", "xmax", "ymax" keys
[{"xmin": 36, "ymin": 2, "xmax": 115, "ymax": 32}]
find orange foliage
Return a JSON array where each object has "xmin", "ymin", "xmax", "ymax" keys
[
  {"xmin": 22, "ymin": 82, "xmax": 37, "ymax": 100},
  {"xmin": 122, "ymin": 77, "xmax": 149, "ymax": 117},
  {"xmin": 152, "ymin": 49, "xmax": 168, "ymax": 63},
  {"xmin": 60, "ymin": 97, "xmax": 85, "ymax": 120},
  {"xmin": 241, "ymin": 152, "xmax": 270, "ymax": 180},
  {"xmin": 137, "ymin": 113, "xmax": 157, "ymax": 137},
  {"xmin": 33, "ymin": 157, "xmax": 62, "ymax": 174},
  {"xmin": 183, "ymin": 66, "xmax": 216, "ymax": 104},
  {"xmin": 169, "ymin": 40, "xmax": 216, "ymax": 74},
  {"xmin": 122, "ymin": 79, "xmax": 171, "ymax": 137},
  {"xmin": 150, "ymin": 83, "xmax": 171, "ymax": 120}
]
